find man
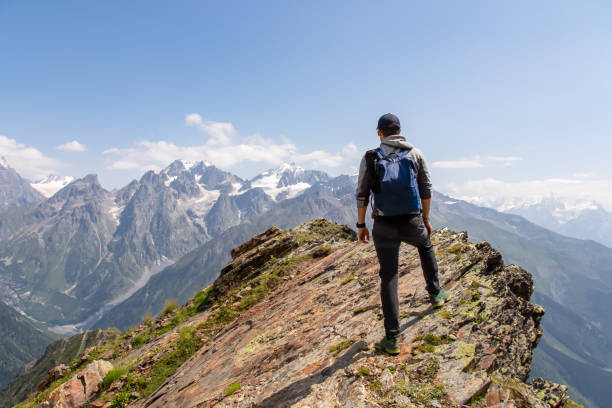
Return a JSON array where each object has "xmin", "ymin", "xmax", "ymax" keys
[{"xmin": 355, "ymin": 113, "xmax": 450, "ymax": 355}]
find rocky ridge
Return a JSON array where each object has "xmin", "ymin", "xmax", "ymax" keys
[{"xmin": 14, "ymin": 219, "xmax": 580, "ymax": 408}]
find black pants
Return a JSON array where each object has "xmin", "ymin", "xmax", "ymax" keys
[{"xmin": 372, "ymin": 215, "xmax": 441, "ymax": 339}]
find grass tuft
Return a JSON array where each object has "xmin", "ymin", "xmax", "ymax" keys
[
  {"xmin": 225, "ymin": 382, "xmax": 241, "ymax": 396},
  {"xmin": 161, "ymin": 299, "xmax": 178, "ymax": 316},
  {"xmin": 328, "ymin": 339, "xmax": 357, "ymax": 355}
]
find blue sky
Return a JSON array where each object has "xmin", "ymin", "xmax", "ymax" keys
[{"xmin": 1, "ymin": 1, "xmax": 612, "ymax": 207}]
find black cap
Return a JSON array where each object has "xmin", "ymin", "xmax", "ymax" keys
[{"xmin": 377, "ymin": 113, "xmax": 401, "ymax": 132}]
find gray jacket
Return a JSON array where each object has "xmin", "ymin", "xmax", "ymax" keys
[{"xmin": 355, "ymin": 135, "xmax": 432, "ymax": 213}]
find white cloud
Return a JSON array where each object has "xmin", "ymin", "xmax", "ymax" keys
[
  {"xmin": 433, "ymin": 155, "xmax": 522, "ymax": 169},
  {"xmin": 0, "ymin": 135, "xmax": 63, "ymax": 180},
  {"xmin": 433, "ymin": 159, "xmax": 485, "ymax": 169},
  {"xmin": 104, "ymin": 115, "xmax": 359, "ymax": 172},
  {"xmin": 57, "ymin": 140, "xmax": 87, "ymax": 152},
  {"xmin": 185, "ymin": 113, "xmax": 236, "ymax": 145},
  {"xmin": 440, "ymin": 175, "xmax": 612, "ymax": 212}
]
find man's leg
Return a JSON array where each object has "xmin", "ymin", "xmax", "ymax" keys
[
  {"xmin": 372, "ymin": 218, "xmax": 401, "ymax": 340},
  {"xmin": 400, "ymin": 216, "xmax": 441, "ymax": 296}
]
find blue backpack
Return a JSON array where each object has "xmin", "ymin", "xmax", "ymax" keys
[{"xmin": 367, "ymin": 147, "xmax": 421, "ymax": 216}]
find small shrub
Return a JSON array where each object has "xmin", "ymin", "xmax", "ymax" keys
[
  {"xmin": 225, "ymin": 382, "xmax": 241, "ymax": 396},
  {"xmin": 162, "ymin": 299, "xmax": 178, "ymax": 316},
  {"xmin": 475, "ymin": 312, "xmax": 487, "ymax": 324},
  {"xmin": 193, "ymin": 287, "xmax": 212, "ymax": 311},
  {"xmin": 425, "ymin": 358, "xmax": 440, "ymax": 379},
  {"xmin": 132, "ymin": 335, "xmax": 146, "ymax": 348},
  {"xmin": 142, "ymin": 312, "xmax": 153, "ymax": 325},
  {"xmin": 110, "ymin": 392, "xmax": 132, "ymax": 408},
  {"xmin": 103, "ymin": 367, "xmax": 127, "ymax": 389},
  {"xmin": 439, "ymin": 310, "xmax": 452, "ymax": 319}
]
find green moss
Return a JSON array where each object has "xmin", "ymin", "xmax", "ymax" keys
[
  {"xmin": 455, "ymin": 342, "xmax": 476, "ymax": 359},
  {"xmin": 328, "ymin": 339, "xmax": 357, "ymax": 355},
  {"xmin": 341, "ymin": 275, "xmax": 355, "ymax": 285},
  {"xmin": 446, "ymin": 243, "xmax": 462, "ymax": 254},
  {"xmin": 353, "ymin": 306, "xmax": 369, "ymax": 315},
  {"xmin": 357, "ymin": 366, "xmax": 371, "ymax": 376},
  {"xmin": 414, "ymin": 344, "xmax": 435, "ymax": 353},
  {"xmin": 369, "ymin": 380, "xmax": 382, "ymax": 391},
  {"xmin": 395, "ymin": 382, "xmax": 446, "ymax": 403},
  {"xmin": 475, "ymin": 312, "xmax": 487, "ymax": 324},
  {"xmin": 225, "ymin": 382, "xmax": 241, "ymax": 396}
]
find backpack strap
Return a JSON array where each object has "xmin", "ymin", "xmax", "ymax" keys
[
  {"xmin": 365, "ymin": 149, "xmax": 381, "ymax": 193},
  {"xmin": 375, "ymin": 147, "xmax": 411, "ymax": 161}
]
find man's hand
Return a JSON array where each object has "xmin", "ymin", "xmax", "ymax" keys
[
  {"xmin": 424, "ymin": 220, "xmax": 432, "ymax": 236},
  {"xmin": 358, "ymin": 227, "xmax": 370, "ymax": 243}
]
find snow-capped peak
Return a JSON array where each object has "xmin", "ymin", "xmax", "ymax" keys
[
  {"xmin": 245, "ymin": 163, "xmax": 329, "ymax": 201},
  {"xmin": 0, "ymin": 156, "xmax": 9, "ymax": 168},
  {"xmin": 31, "ymin": 175, "xmax": 75, "ymax": 197}
]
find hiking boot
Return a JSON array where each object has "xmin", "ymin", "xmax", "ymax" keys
[
  {"xmin": 430, "ymin": 289, "xmax": 450, "ymax": 308},
  {"xmin": 375, "ymin": 336, "xmax": 400, "ymax": 355}
]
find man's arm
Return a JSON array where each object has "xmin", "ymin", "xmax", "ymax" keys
[
  {"xmin": 356, "ymin": 154, "xmax": 371, "ymax": 243},
  {"xmin": 421, "ymin": 198, "xmax": 432, "ymax": 235},
  {"xmin": 358, "ymin": 206, "xmax": 369, "ymax": 242}
]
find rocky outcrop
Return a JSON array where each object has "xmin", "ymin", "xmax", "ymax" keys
[
  {"xmin": 40, "ymin": 360, "xmax": 113, "ymax": 408},
  {"xmin": 0, "ymin": 328, "xmax": 119, "ymax": 407},
  {"xmin": 17, "ymin": 219, "xmax": 580, "ymax": 408}
]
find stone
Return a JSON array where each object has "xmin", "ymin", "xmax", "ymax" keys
[
  {"xmin": 485, "ymin": 385, "xmax": 511, "ymax": 406},
  {"xmin": 42, "ymin": 360, "xmax": 113, "ymax": 408},
  {"xmin": 38, "ymin": 364, "xmax": 69, "ymax": 392},
  {"xmin": 379, "ymin": 368, "xmax": 394, "ymax": 393}
]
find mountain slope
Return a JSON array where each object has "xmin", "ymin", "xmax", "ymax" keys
[
  {"xmin": 0, "ymin": 328, "xmax": 119, "ymax": 408},
  {"xmin": 431, "ymin": 191, "xmax": 612, "ymax": 407},
  {"xmin": 16, "ymin": 220, "xmax": 579, "ymax": 408},
  {"xmin": 0, "ymin": 301, "xmax": 55, "ymax": 390},
  {"xmin": 0, "ymin": 161, "xmax": 276, "ymax": 329},
  {"xmin": 93, "ymin": 186, "xmax": 355, "ymax": 330},
  {"xmin": 505, "ymin": 198, "xmax": 612, "ymax": 249},
  {"xmin": 0, "ymin": 159, "xmax": 44, "ymax": 212}
]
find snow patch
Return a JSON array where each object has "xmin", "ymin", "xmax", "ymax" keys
[
  {"xmin": 108, "ymin": 205, "xmax": 124, "ymax": 224},
  {"xmin": 164, "ymin": 175, "xmax": 177, "ymax": 187},
  {"xmin": 31, "ymin": 175, "xmax": 75, "ymax": 197}
]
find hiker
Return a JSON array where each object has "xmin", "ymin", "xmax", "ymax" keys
[{"xmin": 355, "ymin": 113, "xmax": 450, "ymax": 355}]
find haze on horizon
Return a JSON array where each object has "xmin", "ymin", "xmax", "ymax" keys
[{"xmin": 1, "ymin": 1, "xmax": 611, "ymax": 209}]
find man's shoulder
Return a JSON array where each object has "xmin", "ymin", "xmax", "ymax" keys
[{"xmin": 408, "ymin": 146, "xmax": 426, "ymax": 159}]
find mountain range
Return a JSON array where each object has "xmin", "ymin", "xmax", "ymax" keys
[{"xmin": 0, "ymin": 160, "xmax": 611, "ymax": 406}]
